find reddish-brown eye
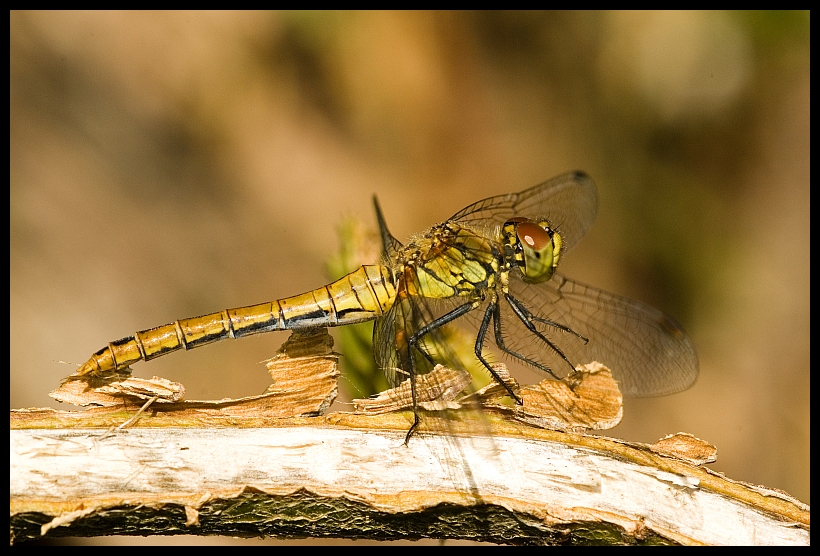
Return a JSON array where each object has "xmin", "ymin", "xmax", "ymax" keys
[{"xmin": 516, "ymin": 222, "xmax": 551, "ymax": 251}]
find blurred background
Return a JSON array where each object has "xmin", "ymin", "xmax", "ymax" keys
[{"xmin": 11, "ymin": 9, "xmax": 809, "ymax": 531}]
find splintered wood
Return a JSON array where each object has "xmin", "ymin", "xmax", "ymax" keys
[
  {"xmin": 647, "ymin": 433, "xmax": 718, "ymax": 466},
  {"xmin": 354, "ymin": 361, "xmax": 623, "ymax": 432},
  {"xmin": 260, "ymin": 328, "xmax": 339, "ymax": 415},
  {"xmin": 515, "ymin": 361, "xmax": 623, "ymax": 431},
  {"xmin": 46, "ymin": 329, "xmax": 339, "ymax": 420},
  {"xmin": 15, "ymin": 331, "xmax": 812, "ymax": 546},
  {"xmin": 45, "ymin": 328, "xmax": 620, "ymax": 432},
  {"xmin": 51, "ymin": 374, "xmax": 186, "ymax": 407},
  {"xmin": 352, "ymin": 364, "xmax": 473, "ymax": 413}
]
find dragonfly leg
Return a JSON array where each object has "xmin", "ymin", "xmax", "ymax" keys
[
  {"xmin": 489, "ymin": 301, "xmax": 561, "ymax": 382},
  {"xmin": 404, "ymin": 301, "xmax": 477, "ymax": 443},
  {"xmin": 498, "ymin": 293, "xmax": 580, "ymax": 375},
  {"xmin": 506, "ymin": 293, "xmax": 589, "ymax": 344},
  {"xmin": 413, "ymin": 344, "xmax": 438, "ymax": 368},
  {"xmin": 474, "ymin": 302, "xmax": 524, "ymax": 404},
  {"xmin": 403, "ymin": 370, "xmax": 420, "ymax": 445}
]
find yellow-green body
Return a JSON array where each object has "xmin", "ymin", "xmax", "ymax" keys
[
  {"xmin": 73, "ymin": 170, "xmax": 699, "ymax": 403},
  {"xmin": 75, "ymin": 223, "xmax": 504, "ymax": 378}
]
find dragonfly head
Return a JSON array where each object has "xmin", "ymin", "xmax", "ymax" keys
[{"xmin": 502, "ymin": 217, "xmax": 562, "ymax": 283}]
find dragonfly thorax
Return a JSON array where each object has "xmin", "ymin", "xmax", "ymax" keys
[
  {"xmin": 502, "ymin": 217, "xmax": 562, "ymax": 284},
  {"xmin": 398, "ymin": 223, "xmax": 500, "ymax": 300}
]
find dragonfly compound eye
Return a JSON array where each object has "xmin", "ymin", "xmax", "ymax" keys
[{"xmin": 514, "ymin": 220, "xmax": 562, "ymax": 283}]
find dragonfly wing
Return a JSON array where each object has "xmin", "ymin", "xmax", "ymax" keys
[
  {"xmin": 450, "ymin": 170, "xmax": 597, "ymax": 253},
  {"xmin": 407, "ymin": 296, "xmax": 479, "ymax": 377},
  {"xmin": 372, "ymin": 195, "xmax": 405, "ymax": 264},
  {"xmin": 373, "ymin": 299, "xmax": 405, "ymax": 387},
  {"xmin": 506, "ymin": 272, "xmax": 699, "ymax": 397},
  {"xmin": 373, "ymin": 292, "xmax": 481, "ymax": 388}
]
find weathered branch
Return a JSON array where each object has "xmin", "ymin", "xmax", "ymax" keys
[
  {"xmin": 10, "ymin": 332, "xmax": 810, "ymax": 545},
  {"xmin": 11, "ymin": 411, "xmax": 810, "ymax": 545}
]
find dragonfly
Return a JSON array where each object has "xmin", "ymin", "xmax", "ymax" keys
[{"xmin": 73, "ymin": 170, "xmax": 698, "ymax": 439}]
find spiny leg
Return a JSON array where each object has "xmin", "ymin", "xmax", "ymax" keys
[
  {"xmin": 506, "ymin": 293, "xmax": 589, "ymax": 343},
  {"xmin": 413, "ymin": 340, "xmax": 438, "ymax": 369},
  {"xmin": 404, "ymin": 301, "xmax": 477, "ymax": 443},
  {"xmin": 490, "ymin": 301, "xmax": 559, "ymax": 381},
  {"xmin": 475, "ymin": 302, "xmax": 523, "ymax": 404},
  {"xmin": 498, "ymin": 292, "xmax": 586, "ymax": 376},
  {"xmin": 404, "ymin": 349, "xmax": 421, "ymax": 445}
]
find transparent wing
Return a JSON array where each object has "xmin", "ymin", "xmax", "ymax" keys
[
  {"xmin": 505, "ymin": 272, "xmax": 699, "ymax": 397},
  {"xmin": 374, "ymin": 191, "xmax": 473, "ymax": 386},
  {"xmin": 373, "ymin": 195, "xmax": 405, "ymax": 264},
  {"xmin": 450, "ymin": 170, "xmax": 598, "ymax": 253},
  {"xmin": 373, "ymin": 296, "xmax": 406, "ymax": 387},
  {"xmin": 373, "ymin": 292, "xmax": 475, "ymax": 388}
]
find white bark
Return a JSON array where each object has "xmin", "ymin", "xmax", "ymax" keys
[{"xmin": 10, "ymin": 420, "xmax": 809, "ymax": 545}]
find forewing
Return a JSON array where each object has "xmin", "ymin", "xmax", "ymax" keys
[
  {"xmin": 373, "ymin": 195, "xmax": 405, "ymax": 263},
  {"xmin": 450, "ymin": 170, "xmax": 598, "ymax": 253},
  {"xmin": 507, "ymin": 273, "xmax": 699, "ymax": 397}
]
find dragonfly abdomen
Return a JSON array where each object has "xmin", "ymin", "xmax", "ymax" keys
[{"xmin": 72, "ymin": 265, "xmax": 396, "ymax": 378}]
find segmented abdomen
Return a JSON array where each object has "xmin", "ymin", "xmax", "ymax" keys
[{"xmin": 74, "ymin": 265, "xmax": 396, "ymax": 377}]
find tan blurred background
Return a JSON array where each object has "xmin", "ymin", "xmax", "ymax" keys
[{"xmin": 11, "ymin": 10, "xmax": 809, "ymax": 529}]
